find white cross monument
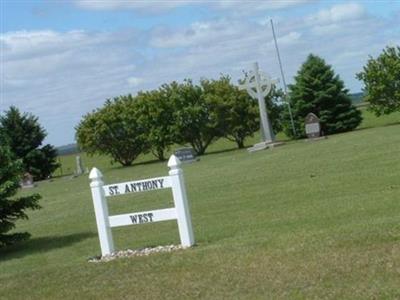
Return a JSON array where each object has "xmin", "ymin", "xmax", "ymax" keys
[{"xmin": 239, "ymin": 62, "xmax": 283, "ymax": 152}]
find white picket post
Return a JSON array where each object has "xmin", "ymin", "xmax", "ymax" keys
[
  {"xmin": 89, "ymin": 168, "xmax": 114, "ymax": 256},
  {"xmin": 168, "ymin": 155, "xmax": 195, "ymax": 247}
]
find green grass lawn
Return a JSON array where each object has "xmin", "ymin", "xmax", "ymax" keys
[
  {"xmin": 1, "ymin": 113, "xmax": 400, "ymax": 299},
  {"xmin": 358, "ymin": 107, "xmax": 400, "ymax": 129}
]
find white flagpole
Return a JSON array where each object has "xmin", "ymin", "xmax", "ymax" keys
[{"xmin": 270, "ymin": 19, "xmax": 297, "ymax": 136}]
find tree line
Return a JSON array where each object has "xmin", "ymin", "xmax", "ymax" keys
[
  {"xmin": 76, "ymin": 53, "xmax": 367, "ymax": 166},
  {"xmin": 76, "ymin": 76, "xmax": 284, "ymax": 166}
]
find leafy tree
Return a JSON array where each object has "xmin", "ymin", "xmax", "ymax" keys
[
  {"xmin": 264, "ymin": 86, "xmax": 285, "ymax": 135},
  {"xmin": 195, "ymin": 75, "xmax": 257, "ymax": 149},
  {"xmin": 0, "ymin": 107, "xmax": 60, "ymax": 180},
  {"xmin": 135, "ymin": 89, "xmax": 175, "ymax": 161},
  {"xmin": 0, "ymin": 145, "xmax": 41, "ymax": 247},
  {"xmin": 76, "ymin": 95, "xmax": 149, "ymax": 166},
  {"xmin": 167, "ymin": 80, "xmax": 226, "ymax": 155},
  {"xmin": 225, "ymin": 88, "xmax": 259, "ymax": 148},
  {"xmin": 356, "ymin": 45, "xmax": 400, "ymax": 115},
  {"xmin": 283, "ymin": 54, "xmax": 362, "ymax": 138}
]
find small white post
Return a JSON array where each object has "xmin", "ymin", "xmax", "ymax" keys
[
  {"xmin": 89, "ymin": 168, "xmax": 114, "ymax": 256},
  {"xmin": 168, "ymin": 155, "xmax": 195, "ymax": 247}
]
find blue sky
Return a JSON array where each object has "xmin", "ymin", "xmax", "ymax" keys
[{"xmin": 1, "ymin": 0, "xmax": 399, "ymax": 146}]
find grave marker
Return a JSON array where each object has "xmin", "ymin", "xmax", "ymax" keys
[
  {"xmin": 305, "ymin": 113, "xmax": 325, "ymax": 140},
  {"xmin": 89, "ymin": 155, "xmax": 195, "ymax": 256},
  {"xmin": 174, "ymin": 147, "xmax": 199, "ymax": 163},
  {"xmin": 76, "ymin": 155, "xmax": 84, "ymax": 175},
  {"xmin": 21, "ymin": 173, "xmax": 35, "ymax": 188}
]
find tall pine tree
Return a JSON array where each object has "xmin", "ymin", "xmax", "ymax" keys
[
  {"xmin": 0, "ymin": 106, "xmax": 60, "ymax": 180},
  {"xmin": 0, "ymin": 145, "xmax": 41, "ymax": 247},
  {"xmin": 284, "ymin": 54, "xmax": 362, "ymax": 138}
]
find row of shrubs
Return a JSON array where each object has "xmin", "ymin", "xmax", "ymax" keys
[
  {"xmin": 76, "ymin": 76, "xmax": 284, "ymax": 166},
  {"xmin": 76, "ymin": 54, "xmax": 362, "ymax": 166}
]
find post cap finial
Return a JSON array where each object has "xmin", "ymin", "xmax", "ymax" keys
[
  {"xmin": 168, "ymin": 154, "xmax": 181, "ymax": 168},
  {"xmin": 89, "ymin": 167, "xmax": 103, "ymax": 180}
]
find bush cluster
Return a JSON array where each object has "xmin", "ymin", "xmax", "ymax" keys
[{"xmin": 76, "ymin": 76, "xmax": 283, "ymax": 166}]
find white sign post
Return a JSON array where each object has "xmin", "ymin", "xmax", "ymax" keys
[
  {"xmin": 239, "ymin": 62, "xmax": 283, "ymax": 152},
  {"xmin": 89, "ymin": 155, "xmax": 195, "ymax": 257}
]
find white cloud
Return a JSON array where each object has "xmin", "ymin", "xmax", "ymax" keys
[
  {"xmin": 276, "ymin": 31, "xmax": 302, "ymax": 45},
  {"xmin": 310, "ymin": 23, "xmax": 341, "ymax": 36},
  {"xmin": 150, "ymin": 19, "xmax": 240, "ymax": 48},
  {"xmin": 75, "ymin": 0, "xmax": 192, "ymax": 12},
  {"xmin": 306, "ymin": 2, "xmax": 365, "ymax": 25},
  {"xmin": 1, "ymin": 30, "xmax": 145, "ymax": 145},
  {"xmin": 127, "ymin": 76, "xmax": 143, "ymax": 87},
  {"xmin": 74, "ymin": 0, "xmax": 312, "ymax": 14},
  {"xmin": 212, "ymin": 0, "xmax": 313, "ymax": 13}
]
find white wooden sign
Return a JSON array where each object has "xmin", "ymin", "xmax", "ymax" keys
[
  {"xmin": 89, "ymin": 155, "xmax": 195, "ymax": 256},
  {"xmin": 104, "ymin": 176, "xmax": 172, "ymax": 197}
]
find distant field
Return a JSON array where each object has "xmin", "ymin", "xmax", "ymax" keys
[{"xmin": 0, "ymin": 110, "xmax": 399, "ymax": 299}]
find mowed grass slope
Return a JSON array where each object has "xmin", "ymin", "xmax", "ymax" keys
[{"xmin": 1, "ymin": 117, "xmax": 400, "ymax": 299}]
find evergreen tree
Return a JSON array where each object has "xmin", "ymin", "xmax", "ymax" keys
[
  {"xmin": 284, "ymin": 54, "xmax": 362, "ymax": 138},
  {"xmin": 24, "ymin": 145, "xmax": 60, "ymax": 179},
  {"xmin": 0, "ymin": 146, "xmax": 41, "ymax": 247},
  {"xmin": 0, "ymin": 107, "xmax": 60, "ymax": 180}
]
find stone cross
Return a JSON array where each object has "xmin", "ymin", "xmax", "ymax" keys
[{"xmin": 239, "ymin": 62, "xmax": 278, "ymax": 143}]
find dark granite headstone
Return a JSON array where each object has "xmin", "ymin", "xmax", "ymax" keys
[
  {"xmin": 174, "ymin": 148, "xmax": 199, "ymax": 163},
  {"xmin": 305, "ymin": 113, "xmax": 321, "ymax": 139}
]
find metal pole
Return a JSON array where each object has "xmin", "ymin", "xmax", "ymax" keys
[{"xmin": 270, "ymin": 19, "xmax": 297, "ymax": 136}]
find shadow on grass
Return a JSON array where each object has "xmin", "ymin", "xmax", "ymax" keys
[
  {"xmin": 0, "ymin": 231, "xmax": 95, "ymax": 261},
  {"xmin": 203, "ymin": 146, "xmax": 240, "ymax": 156},
  {"xmin": 356, "ymin": 121, "xmax": 400, "ymax": 131},
  {"xmin": 51, "ymin": 173, "xmax": 74, "ymax": 179},
  {"xmin": 132, "ymin": 158, "xmax": 163, "ymax": 167},
  {"xmin": 111, "ymin": 158, "xmax": 162, "ymax": 171}
]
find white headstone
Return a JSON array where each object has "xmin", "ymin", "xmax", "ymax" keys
[{"xmin": 76, "ymin": 156, "xmax": 84, "ymax": 175}]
